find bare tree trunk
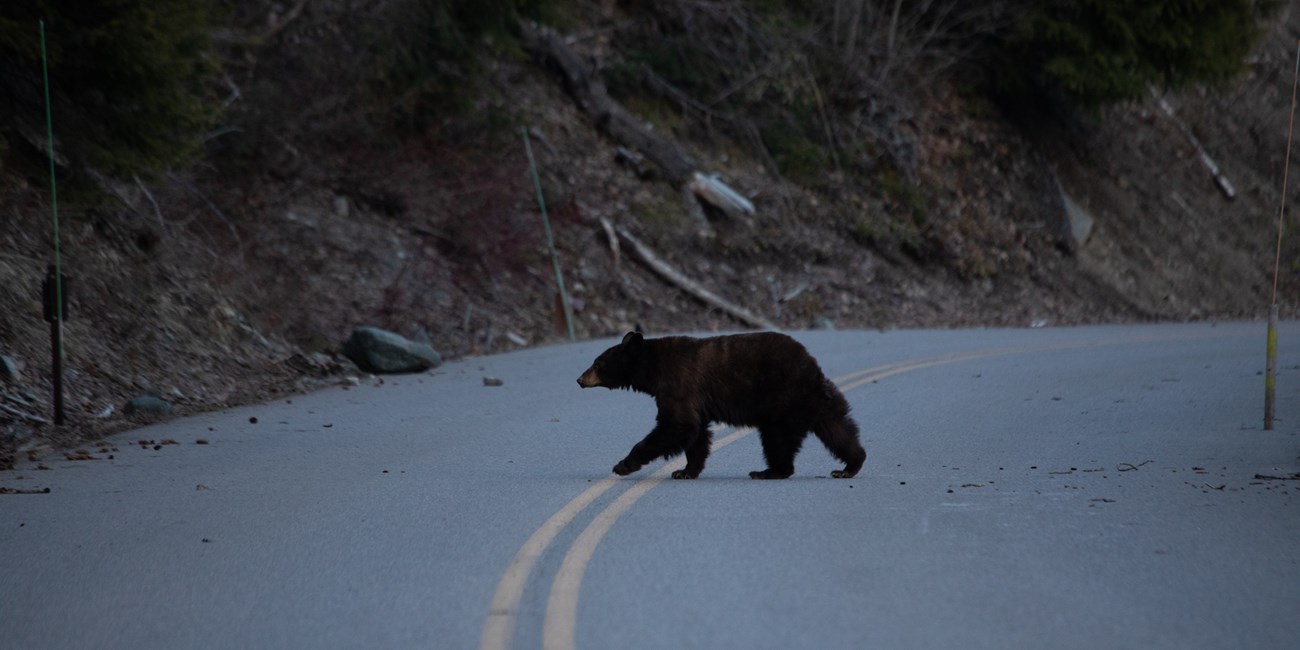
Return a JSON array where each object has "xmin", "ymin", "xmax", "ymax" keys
[
  {"xmin": 832, "ymin": 0, "xmax": 842, "ymax": 50},
  {"xmin": 885, "ymin": 0, "xmax": 903, "ymax": 69},
  {"xmin": 843, "ymin": 0, "xmax": 863, "ymax": 63}
]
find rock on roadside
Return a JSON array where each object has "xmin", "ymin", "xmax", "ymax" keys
[
  {"xmin": 342, "ymin": 326, "xmax": 442, "ymax": 374},
  {"xmin": 123, "ymin": 394, "xmax": 173, "ymax": 416},
  {"xmin": 0, "ymin": 354, "xmax": 20, "ymax": 384}
]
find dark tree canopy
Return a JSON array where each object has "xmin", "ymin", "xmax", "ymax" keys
[
  {"xmin": 1005, "ymin": 0, "xmax": 1282, "ymax": 106},
  {"xmin": 0, "ymin": 0, "xmax": 218, "ymax": 178}
]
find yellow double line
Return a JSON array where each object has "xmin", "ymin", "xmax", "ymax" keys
[
  {"xmin": 476, "ymin": 424, "xmax": 756, "ymax": 650},
  {"xmin": 478, "ymin": 329, "xmax": 1232, "ymax": 650},
  {"xmin": 478, "ymin": 351, "xmax": 1002, "ymax": 650}
]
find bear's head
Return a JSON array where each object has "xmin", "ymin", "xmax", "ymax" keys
[{"xmin": 577, "ymin": 331, "xmax": 643, "ymax": 390}]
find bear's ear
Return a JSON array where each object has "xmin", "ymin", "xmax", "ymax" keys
[{"xmin": 621, "ymin": 331, "xmax": 643, "ymax": 346}]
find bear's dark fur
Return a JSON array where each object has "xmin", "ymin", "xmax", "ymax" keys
[{"xmin": 577, "ymin": 331, "xmax": 867, "ymax": 479}]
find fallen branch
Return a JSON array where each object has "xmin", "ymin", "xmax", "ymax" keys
[
  {"xmin": 0, "ymin": 402, "xmax": 47, "ymax": 424},
  {"xmin": 615, "ymin": 227, "xmax": 777, "ymax": 330},
  {"xmin": 521, "ymin": 22, "xmax": 769, "ymax": 231},
  {"xmin": 1152, "ymin": 90, "xmax": 1236, "ymax": 199},
  {"xmin": 166, "ymin": 172, "xmax": 245, "ymax": 257},
  {"xmin": 211, "ymin": 0, "xmax": 310, "ymax": 48},
  {"xmin": 1117, "ymin": 460, "xmax": 1153, "ymax": 472},
  {"xmin": 260, "ymin": 0, "xmax": 310, "ymax": 43},
  {"xmin": 598, "ymin": 217, "xmax": 621, "ymax": 268},
  {"xmin": 520, "ymin": 22, "xmax": 697, "ymax": 184},
  {"xmin": 641, "ymin": 65, "xmax": 738, "ymax": 128},
  {"xmin": 220, "ymin": 73, "xmax": 242, "ymax": 109},
  {"xmin": 688, "ymin": 172, "xmax": 754, "ymax": 217},
  {"xmin": 134, "ymin": 174, "xmax": 166, "ymax": 237},
  {"xmin": 679, "ymin": 184, "xmax": 715, "ymax": 239}
]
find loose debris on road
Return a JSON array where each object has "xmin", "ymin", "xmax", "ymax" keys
[
  {"xmin": 1255, "ymin": 472, "xmax": 1300, "ymax": 481},
  {"xmin": 1117, "ymin": 460, "xmax": 1153, "ymax": 472}
]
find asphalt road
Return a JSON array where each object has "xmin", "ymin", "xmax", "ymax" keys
[{"xmin": 2, "ymin": 323, "xmax": 1298, "ymax": 650}]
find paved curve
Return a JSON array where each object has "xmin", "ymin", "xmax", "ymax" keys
[{"xmin": 2, "ymin": 323, "xmax": 1297, "ymax": 649}]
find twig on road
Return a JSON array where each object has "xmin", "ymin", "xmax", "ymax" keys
[
  {"xmin": 1254, "ymin": 472, "xmax": 1300, "ymax": 481},
  {"xmin": 1117, "ymin": 460, "xmax": 1153, "ymax": 472}
]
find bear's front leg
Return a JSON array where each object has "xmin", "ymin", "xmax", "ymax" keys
[
  {"xmin": 612, "ymin": 456, "xmax": 644, "ymax": 476},
  {"xmin": 613, "ymin": 439, "xmax": 655, "ymax": 476},
  {"xmin": 613, "ymin": 420, "xmax": 694, "ymax": 477}
]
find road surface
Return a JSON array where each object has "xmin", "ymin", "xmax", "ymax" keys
[{"xmin": 2, "ymin": 322, "xmax": 1297, "ymax": 649}]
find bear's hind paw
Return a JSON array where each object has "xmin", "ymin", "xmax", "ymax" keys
[
  {"xmin": 830, "ymin": 469, "xmax": 858, "ymax": 479},
  {"xmin": 749, "ymin": 469, "xmax": 792, "ymax": 480}
]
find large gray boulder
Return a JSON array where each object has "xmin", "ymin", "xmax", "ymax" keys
[
  {"xmin": 123, "ymin": 394, "xmax": 173, "ymax": 416},
  {"xmin": 1059, "ymin": 190, "xmax": 1095, "ymax": 252},
  {"xmin": 0, "ymin": 354, "xmax": 20, "ymax": 384},
  {"xmin": 342, "ymin": 327, "xmax": 442, "ymax": 374},
  {"xmin": 1051, "ymin": 173, "xmax": 1095, "ymax": 254}
]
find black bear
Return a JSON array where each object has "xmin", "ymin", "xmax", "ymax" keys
[{"xmin": 577, "ymin": 331, "xmax": 866, "ymax": 479}]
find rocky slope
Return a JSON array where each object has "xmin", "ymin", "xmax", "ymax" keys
[{"xmin": 2, "ymin": 2, "xmax": 1298, "ymax": 464}]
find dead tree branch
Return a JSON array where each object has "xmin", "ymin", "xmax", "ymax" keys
[
  {"xmin": 1152, "ymin": 90, "xmax": 1237, "ymax": 199},
  {"xmin": 0, "ymin": 402, "xmax": 47, "ymax": 425},
  {"xmin": 615, "ymin": 227, "xmax": 777, "ymax": 330},
  {"xmin": 519, "ymin": 23, "xmax": 699, "ymax": 184},
  {"xmin": 261, "ymin": 0, "xmax": 310, "ymax": 43}
]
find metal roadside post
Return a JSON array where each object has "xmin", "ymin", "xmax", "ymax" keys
[
  {"xmin": 42, "ymin": 265, "xmax": 69, "ymax": 425},
  {"xmin": 40, "ymin": 20, "xmax": 68, "ymax": 426},
  {"xmin": 1267, "ymin": 40, "xmax": 1300, "ymax": 431},
  {"xmin": 523, "ymin": 127, "xmax": 576, "ymax": 342}
]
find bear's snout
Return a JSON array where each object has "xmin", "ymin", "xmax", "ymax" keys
[{"xmin": 577, "ymin": 368, "xmax": 600, "ymax": 388}]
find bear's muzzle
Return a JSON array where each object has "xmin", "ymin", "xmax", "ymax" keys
[{"xmin": 577, "ymin": 367, "xmax": 601, "ymax": 388}]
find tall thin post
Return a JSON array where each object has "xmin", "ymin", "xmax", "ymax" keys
[
  {"xmin": 1267, "ymin": 305, "xmax": 1279, "ymax": 429},
  {"xmin": 49, "ymin": 280, "xmax": 64, "ymax": 426},
  {"xmin": 40, "ymin": 20, "xmax": 66, "ymax": 425},
  {"xmin": 1267, "ymin": 41, "xmax": 1300, "ymax": 431},
  {"xmin": 523, "ymin": 128, "xmax": 576, "ymax": 342}
]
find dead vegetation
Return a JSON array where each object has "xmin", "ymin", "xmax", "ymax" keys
[{"xmin": 1, "ymin": 0, "xmax": 1297, "ymax": 459}]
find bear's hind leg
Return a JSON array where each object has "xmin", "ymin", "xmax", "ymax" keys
[
  {"xmin": 814, "ymin": 416, "xmax": 866, "ymax": 479},
  {"xmin": 749, "ymin": 427, "xmax": 805, "ymax": 480},
  {"xmin": 672, "ymin": 425, "xmax": 712, "ymax": 479}
]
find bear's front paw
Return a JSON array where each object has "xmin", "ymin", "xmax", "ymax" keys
[
  {"xmin": 830, "ymin": 469, "xmax": 858, "ymax": 479},
  {"xmin": 613, "ymin": 459, "xmax": 641, "ymax": 476},
  {"xmin": 670, "ymin": 469, "xmax": 698, "ymax": 480}
]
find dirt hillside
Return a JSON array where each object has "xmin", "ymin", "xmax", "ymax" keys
[{"xmin": 2, "ymin": 2, "xmax": 1298, "ymax": 464}]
